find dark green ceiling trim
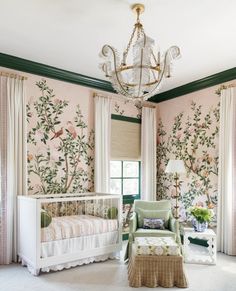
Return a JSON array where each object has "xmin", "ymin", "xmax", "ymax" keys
[
  {"xmin": 111, "ymin": 114, "xmax": 141, "ymax": 124},
  {"xmin": 0, "ymin": 52, "xmax": 235, "ymax": 103},
  {"xmin": 149, "ymin": 67, "xmax": 236, "ymax": 103},
  {"xmin": 0, "ymin": 52, "xmax": 115, "ymax": 93}
]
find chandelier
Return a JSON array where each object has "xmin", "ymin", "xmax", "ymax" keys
[{"xmin": 99, "ymin": 3, "xmax": 181, "ymax": 101}]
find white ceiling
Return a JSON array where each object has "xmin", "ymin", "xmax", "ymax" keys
[{"xmin": 0, "ymin": 0, "xmax": 236, "ymax": 93}]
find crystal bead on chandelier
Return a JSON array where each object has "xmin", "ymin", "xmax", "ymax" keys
[{"xmin": 99, "ymin": 3, "xmax": 181, "ymax": 101}]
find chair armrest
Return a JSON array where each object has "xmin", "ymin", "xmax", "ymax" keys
[
  {"xmin": 127, "ymin": 212, "xmax": 137, "ymax": 258},
  {"xmin": 129, "ymin": 212, "xmax": 137, "ymax": 235},
  {"xmin": 169, "ymin": 217, "xmax": 177, "ymax": 233},
  {"xmin": 169, "ymin": 217, "xmax": 181, "ymax": 245}
]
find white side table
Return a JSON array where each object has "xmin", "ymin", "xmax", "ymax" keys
[{"xmin": 183, "ymin": 227, "xmax": 216, "ymax": 265}]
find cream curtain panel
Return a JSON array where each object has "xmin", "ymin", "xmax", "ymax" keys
[
  {"xmin": 218, "ymin": 87, "xmax": 236, "ymax": 255},
  {"xmin": 141, "ymin": 107, "xmax": 157, "ymax": 201},
  {"xmin": 0, "ymin": 76, "xmax": 27, "ymax": 264},
  {"xmin": 94, "ymin": 95, "xmax": 111, "ymax": 193}
]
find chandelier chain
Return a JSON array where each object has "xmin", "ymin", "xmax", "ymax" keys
[
  {"xmin": 122, "ymin": 7, "xmax": 145, "ymax": 66},
  {"xmin": 122, "ymin": 25, "xmax": 137, "ymax": 65}
]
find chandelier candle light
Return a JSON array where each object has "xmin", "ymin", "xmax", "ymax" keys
[
  {"xmin": 100, "ymin": 3, "xmax": 181, "ymax": 101},
  {"xmin": 165, "ymin": 160, "xmax": 186, "ymax": 220}
]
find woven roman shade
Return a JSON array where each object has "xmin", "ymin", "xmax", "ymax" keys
[{"xmin": 111, "ymin": 119, "xmax": 141, "ymax": 160}]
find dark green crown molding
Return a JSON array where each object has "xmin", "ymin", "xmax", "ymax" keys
[
  {"xmin": 149, "ymin": 67, "xmax": 236, "ymax": 103},
  {"xmin": 0, "ymin": 52, "xmax": 235, "ymax": 103},
  {"xmin": 0, "ymin": 52, "xmax": 115, "ymax": 93}
]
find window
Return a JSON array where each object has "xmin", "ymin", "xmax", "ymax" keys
[
  {"xmin": 110, "ymin": 161, "xmax": 140, "ymax": 198},
  {"xmin": 111, "ymin": 118, "xmax": 141, "ymax": 161}
]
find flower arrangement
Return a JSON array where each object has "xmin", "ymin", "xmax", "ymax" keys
[{"xmin": 189, "ymin": 206, "xmax": 213, "ymax": 223}]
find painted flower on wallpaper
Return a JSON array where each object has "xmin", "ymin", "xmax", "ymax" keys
[
  {"xmin": 27, "ymin": 79, "xmax": 94, "ymax": 194},
  {"xmin": 113, "ymin": 100, "xmax": 142, "ymax": 119},
  {"xmin": 157, "ymin": 101, "xmax": 220, "ymax": 221},
  {"xmin": 134, "ymin": 101, "xmax": 142, "ymax": 119},
  {"xmin": 114, "ymin": 102, "xmax": 125, "ymax": 116}
]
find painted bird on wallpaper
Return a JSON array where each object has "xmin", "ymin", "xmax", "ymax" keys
[
  {"xmin": 50, "ymin": 127, "xmax": 63, "ymax": 140},
  {"xmin": 67, "ymin": 121, "xmax": 77, "ymax": 139}
]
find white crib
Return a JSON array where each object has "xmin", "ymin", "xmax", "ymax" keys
[{"xmin": 17, "ymin": 192, "xmax": 122, "ymax": 275}]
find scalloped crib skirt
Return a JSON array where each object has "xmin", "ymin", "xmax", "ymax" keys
[
  {"xmin": 41, "ymin": 231, "xmax": 119, "ymax": 272},
  {"xmin": 21, "ymin": 231, "xmax": 119, "ymax": 274}
]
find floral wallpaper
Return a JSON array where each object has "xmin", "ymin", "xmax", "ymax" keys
[
  {"xmin": 27, "ymin": 80, "xmax": 94, "ymax": 194},
  {"xmin": 157, "ymin": 97, "xmax": 220, "ymax": 223},
  {"xmin": 122, "ymin": 203, "xmax": 134, "ymax": 234},
  {"xmin": 22, "ymin": 69, "xmax": 234, "ymax": 232},
  {"xmin": 112, "ymin": 97, "xmax": 142, "ymax": 119},
  {"xmin": 25, "ymin": 75, "xmax": 144, "ymax": 198},
  {"xmin": 25, "ymin": 74, "xmax": 222, "ymax": 230}
]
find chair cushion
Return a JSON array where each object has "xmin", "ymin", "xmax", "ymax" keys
[
  {"xmin": 135, "ymin": 237, "xmax": 181, "ymax": 256},
  {"xmin": 136, "ymin": 208, "xmax": 170, "ymax": 228},
  {"xmin": 133, "ymin": 228, "xmax": 176, "ymax": 240}
]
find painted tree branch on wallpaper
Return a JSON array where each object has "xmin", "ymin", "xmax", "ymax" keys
[
  {"xmin": 114, "ymin": 100, "xmax": 142, "ymax": 119},
  {"xmin": 157, "ymin": 101, "xmax": 220, "ymax": 221},
  {"xmin": 27, "ymin": 80, "xmax": 94, "ymax": 194}
]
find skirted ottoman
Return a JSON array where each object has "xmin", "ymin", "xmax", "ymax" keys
[{"xmin": 128, "ymin": 237, "xmax": 188, "ymax": 288}]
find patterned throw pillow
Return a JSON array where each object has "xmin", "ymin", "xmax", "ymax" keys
[
  {"xmin": 85, "ymin": 202, "xmax": 95, "ymax": 215},
  {"xmin": 85, "ymin": 202, "xmax": 111, "ymax": 219},
  {"xmin": 143, "ymin": 218, "xmax": 165, "ymax": 229},
  {"xmin": 136, "ymin": 208, "xmax": 170, "ymax": 228},
  {"xmin": 101, "ymin": 205, "xmax": 110, "ymax": 218}
]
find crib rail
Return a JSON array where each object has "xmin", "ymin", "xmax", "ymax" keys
[{"xmin": 23, "ymin": 192, "xmax": 116, "ymax": 201}]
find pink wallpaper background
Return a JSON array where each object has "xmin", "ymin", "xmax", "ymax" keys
[
  {"xmin": 156, "ymin": 80, "xmax": 235, "ymax": 223},
  {"xmin": 0, "ymin": 67, "xmax": 142, "ymax": 195},
  {"xmin": 1, "ymin": 66, "xmax": 235, "ymax": 226}
]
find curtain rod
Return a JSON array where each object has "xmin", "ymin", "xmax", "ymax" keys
[
  {"xmin": 142, "ymin": 102, "xmax": 156, "ymax": 109},
  {"xmin": 220, "ymin": 83, "xmax": 236, "ymax": 89},
  {"xmin": 93, "ymin": 92, "xmax": 112, "ymax": 99},
  {"xmin": 215, "ymin": 83, "xmax": 236, "ymax": 96},
  {"xmin": 0, "ymin": 71, "xmax": 28, "ymax": 80}
]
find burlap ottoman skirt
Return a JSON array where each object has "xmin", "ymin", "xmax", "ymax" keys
[{"xmin": 128, "ymin": 245, "xmax": 188, "ymax": 288}]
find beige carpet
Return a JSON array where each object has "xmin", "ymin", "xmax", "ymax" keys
[{"xmin": 1, "ymin": 246, "xmax": 236, "ymax": 291}]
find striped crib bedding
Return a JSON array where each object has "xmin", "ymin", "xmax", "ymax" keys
[{"xmin": 41, "ymin": 214, "xmax": 118, "ymax": 242}]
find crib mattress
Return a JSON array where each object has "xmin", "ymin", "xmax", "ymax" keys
[{"xmin": 41, "ymin": 214, "xmax": 118, "ymax": 242}]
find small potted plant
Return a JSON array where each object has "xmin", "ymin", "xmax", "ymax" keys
[{"xmin": 189, "ymin": 206, "xmax": 214, "ymax": 232}]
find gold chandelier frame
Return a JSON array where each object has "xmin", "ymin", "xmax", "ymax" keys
[{"xmin": 100, "ymin": 3, "xmax": 181, "ymax": 101}]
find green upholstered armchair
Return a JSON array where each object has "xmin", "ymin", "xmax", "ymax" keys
[{"xmin": 127, "ymin": 200, "xmax": 181, "ymax": 258}]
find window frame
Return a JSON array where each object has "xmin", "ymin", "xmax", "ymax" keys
[
  {"xmin": 110, "ymin": 160, "xmax": 141, "ymax": 200},
  {"xmin": 110, "ymin": 114, "xmax": 142, "ymax": 240}
]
